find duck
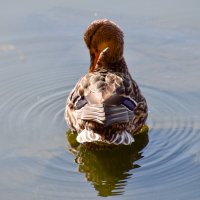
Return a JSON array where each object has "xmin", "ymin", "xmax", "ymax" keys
[{"xmin": 65, "ymin": 19, "xmax": 148, "ymax": 145}]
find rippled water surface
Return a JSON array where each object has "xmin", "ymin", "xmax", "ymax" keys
[{"xmin": 1, "ymin": 1, "xmax": 200, "ymax": 199}]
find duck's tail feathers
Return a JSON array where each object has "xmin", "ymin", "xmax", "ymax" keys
[
  {"xmin": 76, "ymin": 129, "xmax": 134, "ymax": 145},
  {"xmin": 108, "ymin": 131, "xmax": 134, "ymax": 145},
  {"xmin": 76, "ymin": 129, "xmax": 101, "ymax": 143}
]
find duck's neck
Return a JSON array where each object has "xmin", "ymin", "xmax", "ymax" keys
[{"xmin": 94, "ymin": 57, "xmax": 129, "ymax": 74}]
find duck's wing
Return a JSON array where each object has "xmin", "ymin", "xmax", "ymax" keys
[{"xmin": 65, "ymin": 77, "xmax": 86, "ymax": 132}]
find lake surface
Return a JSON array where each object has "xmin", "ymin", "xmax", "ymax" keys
[{"xmin": 1, "ymin": 1, "xmax": 200, "ymax": 199}]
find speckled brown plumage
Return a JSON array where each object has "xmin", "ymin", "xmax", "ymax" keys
[{"xmin": 65, "ymin": 19, "xmax": 148, "ymax": 145}]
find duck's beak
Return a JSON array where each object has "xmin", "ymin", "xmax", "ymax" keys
[
  {"xmin": 89, "ymin": 51, "xmax": 100, "ymax": 72},
  {"xmin": 89, "ymin": 47, "xmax": 110, "ymax": 72}
]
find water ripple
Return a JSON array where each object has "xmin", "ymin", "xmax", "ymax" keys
[{"xmin": 1, "ymin": 33, "xmax": 200, "ymax": 199}]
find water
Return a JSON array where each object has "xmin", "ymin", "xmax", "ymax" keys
[{"xmin": 1, "ymin": 1, "xmax": 200, "ymax": 199}]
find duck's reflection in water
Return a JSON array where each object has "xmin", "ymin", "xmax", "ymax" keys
[{"xmin": 66, "ymin": 125, "xmax": 149, "ymax": 197}]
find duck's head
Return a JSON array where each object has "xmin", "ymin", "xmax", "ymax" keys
[{"xmin": 84, "ymin": 19, "xmax": 124, "ymax": 72}]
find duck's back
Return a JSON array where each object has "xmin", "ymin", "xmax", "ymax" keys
[{"xmin": 65, "ymin": 69, "xmax": 147, "ymax": 145}]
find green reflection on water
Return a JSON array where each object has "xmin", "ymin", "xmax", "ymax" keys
[{"xmin": 66, "ymin": 125, "xmax": 149, "ymax": 197}]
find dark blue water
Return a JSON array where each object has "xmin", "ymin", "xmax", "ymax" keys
[{"xmin": 1, "ymin": 1, "xmax": 200, "ymax": 199}]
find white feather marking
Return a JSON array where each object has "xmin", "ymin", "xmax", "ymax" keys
[
  {"xmin": 127, "ymin": 132, "xmax": 134, "ymax": 144},
  {"xmin": 108, "ymin": 131, "xmax": 134, "ymax": 145},
  {"xmin": 111, "ymin": 133, "xmax": 120, "ymax": 143},
  {"xmin": 77, "ymin": 129, "xmax": 101, "ymax": 143},
  {"xmin": 122, "ymin": 131, "xmax": 127, "ymax": 145},
  {"xmin": 122, "ymin": 131, "xmax": 128, "ymax": 145},
  {"xmin": 76, "ymin": 129, "xmax": 134, "ymax": 145},
  {"xmin": 118, "ymin": 132, "xmax": 125, "ymax": 145}
]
